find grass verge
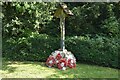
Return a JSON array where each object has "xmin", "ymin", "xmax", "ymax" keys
[{"xmin": 0, "ymin": 59, "xmax": 119, "ymax": 78}]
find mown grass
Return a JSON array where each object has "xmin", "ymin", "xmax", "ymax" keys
[{"xmin": 0, "ymin": 59, "xmax": 119, "ymax": 78}]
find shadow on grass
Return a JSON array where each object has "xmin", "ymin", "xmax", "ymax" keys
[
  {"xmin": 2, "ymin": 59, "xmax": 47, "ymax": 73},
  {"xmin": 2, "ymin": 59, "xmax": 17, "ymax": 73},
  {"xmin": 46, "ymin": 66, "xmax": 78, "ymax": 78},
  {"xmin": 2, "ymin": 58, "xmax": 119, "ymax": 78},
  {"xmin": 46, "ymin": 63, "xmax": 119, "ymax": 78}
]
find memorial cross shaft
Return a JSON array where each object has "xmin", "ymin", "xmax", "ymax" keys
[{"xmin": 54, "ymin": 3, "xmax": 73, "ymax": 51}]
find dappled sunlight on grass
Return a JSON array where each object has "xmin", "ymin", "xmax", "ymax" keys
[
  {"xmin": 0, "ymin": 60, "xmax": 119, "ymax": 78},
  {"xmin": 1, "ymin": 60, "xmax": 58, "ymax": 78}
]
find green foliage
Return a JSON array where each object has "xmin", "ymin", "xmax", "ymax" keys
[
  {"xmin": 66, "ymin": 3, "xmax": 120, "ymax": 37},
  {"xmin": 66, "ymin": 35, "xmax": 119, "ymax": 68},
  {"xmin": 3, "ymin": 34, "xmax": 119, "ymax": 68},
  {"xmin": 101, "ymin": 16, "xmax": 119, "ymax": 37},
  {"xmin": 2, "ymin": 2, "xmax": 57, "ymax": 38},
  {"xmin": 3, "ymin": 34, "xmax": 59, "ymax": 61},
  {"xmin": 2, "ymin": 2, "xmax": 120, "ymax": 37},
  {"xmin": 2, "ymin": 2, "xmax": 120, "ymax": 69}
]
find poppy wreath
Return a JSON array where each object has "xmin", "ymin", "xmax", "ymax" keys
[
  {"xmin": 46, "ymin": 50, "xmax": 76, "ymax": 70},
  {"xmin": 57, "ymin": 58, "xmax": 67, "ymax": 70},
  {"xmin": 46, "ymin": 55, "xmax": 55, "ymax": 67},
  {"xmin": 55, "ymin": 53, "xmax": 62, "ymax": 64},
  {"xmin": 67, "ymin": 59, "xmax": 76, "ymax": 68}
]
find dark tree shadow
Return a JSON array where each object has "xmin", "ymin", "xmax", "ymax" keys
[{"xmin": 2, "ymin": 59, "xmax": 17, "ymax": 73}]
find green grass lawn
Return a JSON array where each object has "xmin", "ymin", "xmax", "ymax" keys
[{"xmin": 0, "ymin": 59, "xmax": 119, "ymax": 78}]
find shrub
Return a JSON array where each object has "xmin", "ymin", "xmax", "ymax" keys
[
  {"xmin": 66, "ymin": 35, "xmax": 119, "ymax": 68},
  {"xmin": 3, "ymin": 34, "xmax": 119, "ymax": 68},
  {"xmin": 3, "ymin": 33, "xmax": 59, "ymax": 61}
]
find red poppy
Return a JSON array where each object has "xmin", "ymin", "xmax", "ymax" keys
[
  {"xmin": 67, "ymin": 59, "xmax": 76, "ymax": 68},
  {"xmin": 56, "ymin": 53, "xmax": 62, "ymax": 60},
  {"xmin": 46, "ymin": 55, "xmax": 55, "ymax": 67},
  {"xmin": 57, "ymin": 58, "xmax": 67, "ymax": 70}
]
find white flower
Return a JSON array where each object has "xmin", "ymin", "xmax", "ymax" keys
[
  {"xmin": 56, "ymin": 60, "xmax": 59, "ymax": 63},
  {"xmin": 62, "ymin": 67, "xmax": 66, "ymax": 70},
  {"xmin": 61, "ymin": 62, "xmax": 65, "ymax": 67},
  {"xmin": 71, "ymin": 63, "xmax": 73, "ymax": 66},
  {"xmin": 71, "ymin": 60, "xmax": 74, "ymax": 63},
  {"xmin": 48, "ymin": 66, "xmax": 52, "ymax": 68},
  {"xmin": 49, "ymin": 60, "xmax": 53, "ymax": 64}
]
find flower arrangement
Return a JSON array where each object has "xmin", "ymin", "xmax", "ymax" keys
[
  {"xmin": 57, "ymin": 58, "xmax": 67, "ymax": 70},
  {"xmin": 46, "ymin": 49, "xmax": 76, "ymax": 70}
]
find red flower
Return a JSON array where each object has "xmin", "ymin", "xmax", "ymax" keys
[
  {"xmin": 56, "ymin": 53, "xmax": 62, "ymax": 60},
  {"xmin": 67, "ymin": 59, "xmax": 76, "ymax": 68},
  {"xmin": 57, "ymin": 58, "xmax": 67, "ymax": 70},
  {"xmin": 46, "ymin": 55, "xmax": 55, "ymax": 67}
]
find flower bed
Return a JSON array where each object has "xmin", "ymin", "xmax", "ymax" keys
[{"xmin": 46, "ymin": 49, "xmax": 76, "ymax": 70}]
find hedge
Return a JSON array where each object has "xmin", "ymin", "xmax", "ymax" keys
[
  {"xmin": 3, "ymin": 34, "xmax": 119, "ymax": 69},
  {"xmin": 66, "ymin": 35, "xmax": 119, "ymax": 68}
]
